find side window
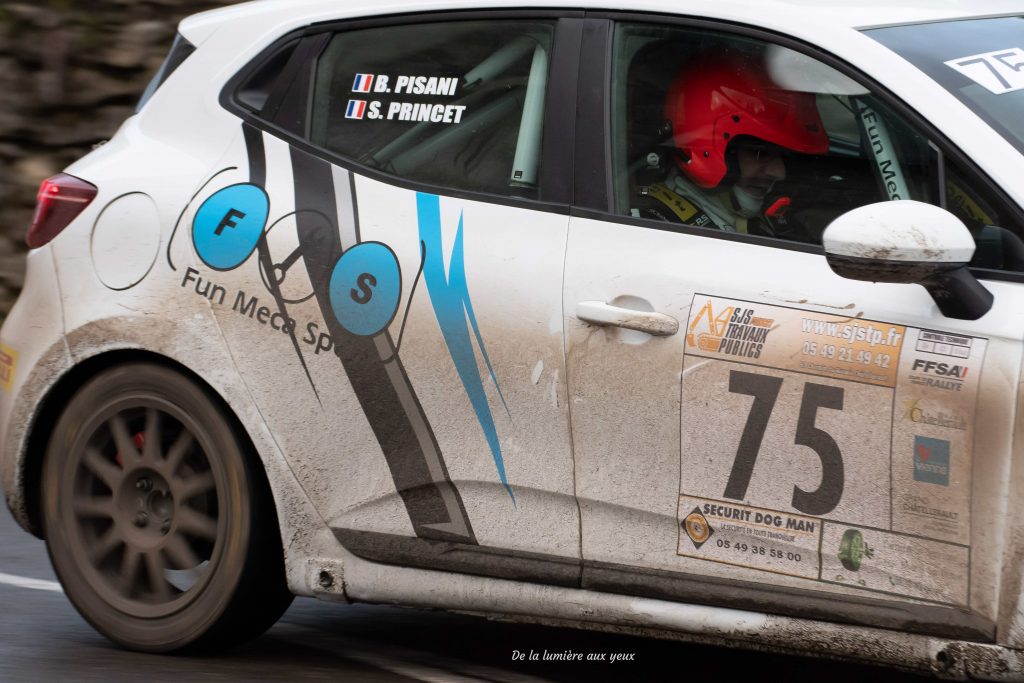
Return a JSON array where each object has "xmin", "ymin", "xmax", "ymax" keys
[
  {"xmin": 944, "ymin": 160, "xmax": 1024, "ymax": 270},
  {"xmin": 234, "ymin": 38, "xmax": 301, "ymax": 115},
  {"xmin": 308, "ymin": 20, "xmax": 555, "ymax": 198},
  {"xmin": 610, "ymin": 23, "xmax": 1024, "ymax": 270}
]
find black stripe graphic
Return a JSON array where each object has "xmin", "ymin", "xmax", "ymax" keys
[
  {"xmin": 289, "ymin": 146, "xmax": 476, "ymax": 544},
  {"xmin": 242, "ymin": 123, "xmax": 320, "ymax": 402},
  {"xmin": 242, "ymin": 124, "xmax": 265, "ymax": 186}
]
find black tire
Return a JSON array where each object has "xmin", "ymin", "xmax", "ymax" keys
[{"xmin": 42, "ymin": 362, "xmax": 293, "ymax": 653}]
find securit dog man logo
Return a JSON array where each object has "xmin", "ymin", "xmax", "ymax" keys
[
  {"xmin": 687, "ymin": 299, "xmax": 774, "ymax": 360},
  {"xmin": 683, "ymin": 507, "xmax": 714, "ymax": 550}
]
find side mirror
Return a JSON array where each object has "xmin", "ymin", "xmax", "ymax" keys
[{"xmin": 823, "ymin": 200, "xmax": 993, "ymax": 320}]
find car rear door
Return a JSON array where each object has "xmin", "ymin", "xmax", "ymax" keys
[
  {"xmin": 563, "ymin": 15, "xmax": 1024, "ymax": 639},
  {"xmin": 174, "ymin": 12, "xmax": 585, "ymax": 582}
]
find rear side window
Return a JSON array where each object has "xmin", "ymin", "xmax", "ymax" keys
[
  {"xmin": 235, "ymin": 38, "xmax": 301, "ymax": 114},
  {"xmin": 136, "ymin": 33, "xmax": 196, "ymax": 113},
  {"xmin": 309, "ymin": 20, "xmax": 556, "ymax": 198}
]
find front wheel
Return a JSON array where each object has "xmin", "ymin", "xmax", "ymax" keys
[{"xmin": 42, "ymin": 362, "xmax": 293, "ymax": 652}]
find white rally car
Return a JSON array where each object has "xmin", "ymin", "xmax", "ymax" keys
[{"xmin": 5, "ymin": 0, "xmax": 1024, "ymax": 676}]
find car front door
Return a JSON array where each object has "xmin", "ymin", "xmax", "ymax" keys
[{"xmin": 564, "ymin": 17, "xmax": 1024, "ymax": 639}]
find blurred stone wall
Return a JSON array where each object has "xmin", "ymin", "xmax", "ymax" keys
[{"xmin": 0, "ymin": 0, "xmax": 241, "ymax": 320}]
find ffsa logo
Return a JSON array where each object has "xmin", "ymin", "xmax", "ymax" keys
[{"xmin": 911, "ymin": 359, "xmax": 968, "ymax": 378}]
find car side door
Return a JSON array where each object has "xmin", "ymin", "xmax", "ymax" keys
[
  {"xmin": 563, "ymin": 16, "xmax": 1024, "ymax": 640},
  {"xmin": 176, "ymin": 12, "xmax": 585, "ymax": 582}
]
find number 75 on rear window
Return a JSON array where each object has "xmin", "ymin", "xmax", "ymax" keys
[{"xmin": 945, "ymin": 47, "xmax": 1024, "ymax": 95}]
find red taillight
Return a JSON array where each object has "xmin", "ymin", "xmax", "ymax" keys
[{"xmin": 26, "ymin": 173, "xmax": 97, "ymax": 249}]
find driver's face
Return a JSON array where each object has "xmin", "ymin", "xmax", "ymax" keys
[{"xmin": 735, "ymin": 146, "xmax": 786, "ymax": 198}]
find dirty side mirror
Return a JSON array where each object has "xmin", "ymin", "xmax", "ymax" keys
[{"xmin": 823, "ymin": 200, "xmax": 993, "ymax": 320}]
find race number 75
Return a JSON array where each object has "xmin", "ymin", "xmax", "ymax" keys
[
  {"xmin": 946, "ymin": 48, "xmax": 1024, "ymax": 95},
  {"xmin": 725, "ymin": 370, "xmax": 844, "ymax": 516}
]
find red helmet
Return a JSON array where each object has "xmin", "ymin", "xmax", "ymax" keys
[{"xmin": 664, "ymin": 53, "xmax": 829, "ymax": 188}]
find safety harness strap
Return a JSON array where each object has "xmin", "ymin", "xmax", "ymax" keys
[{"xmin": 646, "ymin": 184, "xmax": 714, "ymax": 227}]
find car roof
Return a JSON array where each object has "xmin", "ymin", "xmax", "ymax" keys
[{"xmin": 180, "ymin": 0, "xmax": 1024, "ymax": 45}]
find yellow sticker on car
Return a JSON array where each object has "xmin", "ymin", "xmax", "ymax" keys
[{"xmin": 0, "ymin": 344, "xmax": 17, "ymax": 393}]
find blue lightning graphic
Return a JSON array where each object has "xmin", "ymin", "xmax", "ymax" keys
[{"xmin": 416, "ymin": 193, "xmax": 514, "ymax": 502}]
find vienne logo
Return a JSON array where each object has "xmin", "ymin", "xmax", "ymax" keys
[{"xmin": 913, "ymin": 435, "xmax": 951, "ymax": 486}]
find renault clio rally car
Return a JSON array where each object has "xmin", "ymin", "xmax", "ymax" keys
[{"xmin": 7, "ymin": 0, "xmax": 1024, "ymax": 676}]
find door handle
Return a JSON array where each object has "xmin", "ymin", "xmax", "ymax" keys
[{"xmin": 576, "ymin": 301, "xmax": 679, "ymax": 336}]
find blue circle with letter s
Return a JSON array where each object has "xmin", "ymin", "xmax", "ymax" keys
[
  {"xmin": 329, "ymin": 242, "xmax": 402, "ymax": 337},
  {"xmin": 192, "ymin": 183, "xmax": 269, "ymax": 270}
]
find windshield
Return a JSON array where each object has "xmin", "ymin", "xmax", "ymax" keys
[{"xmin": 866, "ymin": 17, "xmax": 1024, "ymax": 155}]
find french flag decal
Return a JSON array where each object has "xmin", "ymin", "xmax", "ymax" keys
[
  {"xmin": 352, "ymin": 73, "xmax": 374, "ymax": 93},
  {"xmin": 346, "ymin": 99, "xmax": 367, "ymax": 120}
]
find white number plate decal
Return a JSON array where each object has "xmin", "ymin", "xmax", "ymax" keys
[
  {"xmin": 678, "ymin": 295, "xmax": 985, "ymax": 606},
  {"xmin": 945, "ymin": 48, "xmax": 1024, "ymax": 95}
]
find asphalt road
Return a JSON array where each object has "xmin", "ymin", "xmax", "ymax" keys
[{"xmin": 0, "ymin": 507, "xmax": 932, "ymax": 682}]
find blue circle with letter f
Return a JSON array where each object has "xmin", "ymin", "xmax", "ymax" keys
[{"xmin": 192, "ymin": 183, "xmax": 269, "ymax": 270}]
